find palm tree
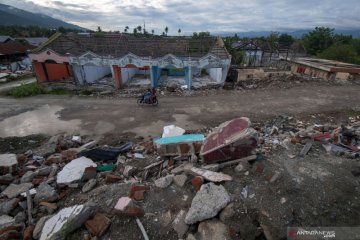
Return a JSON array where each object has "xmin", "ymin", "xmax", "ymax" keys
[
  {"xmin": 97, "ymin": 26, "xmax": 102, "ymax": 32},
  {"xmin": 137, "ymin": 25, "xmax": 142, "ymax": 33},
  {"xmin": 133, "ymin": 28, "xmax": 137, "ymax": 34},
  {"xmin": 178, "ymin": 28, "xmax": 181, "ymax": 36},
  {"xmin": 165, "ymin": 26, "xmax": 168, "ymax": 36},
  {"xmin": 124, "ymin": 26, "xmax": 129, "ymax": 33},
  {"xmin": 151, "ymin": 29, "xmax": 154, "ymax": 35}
]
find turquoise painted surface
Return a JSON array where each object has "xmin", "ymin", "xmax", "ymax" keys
[{"xmin": 154, "ymin": 134, "xmax": 205, "ymax": 144}]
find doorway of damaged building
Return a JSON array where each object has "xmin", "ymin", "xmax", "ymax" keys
[{"xmin": 33, "ymin": 59, "xmax": 73, "ymax": 82}]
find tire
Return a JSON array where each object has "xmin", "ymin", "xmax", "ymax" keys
[
  {"xmin": 137, "ymin": 99, "xmax": 142, "ymax": 106},
  {"xmin": 152, "ymin": 99, "xmax": 158, "ymax": 106}
]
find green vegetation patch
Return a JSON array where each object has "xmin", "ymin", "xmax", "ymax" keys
[{"xmin": 6, "ymin": 83, "xmax": 74, "ymax": 97}]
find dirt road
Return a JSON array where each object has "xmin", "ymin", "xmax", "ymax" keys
[{"xmin": 0, "ymin": 84, "xmax": 359, "ymax": 137}]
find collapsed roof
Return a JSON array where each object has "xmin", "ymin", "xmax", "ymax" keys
[{"xmin": 32, "ymin": 33, "xmax": 230, "ymax": 59}]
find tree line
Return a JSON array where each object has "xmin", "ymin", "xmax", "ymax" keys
[
  {"xmin": 224, "ymin": 27, "xmax": 360, "ymax": 65},
  {"xmin": 0, "ymin": 25, "xmax": 81, "ymax": 38}
]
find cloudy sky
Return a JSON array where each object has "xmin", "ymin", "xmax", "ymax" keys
[{"xmin": 1, "ymin": 0, "xmax": 359, "ymax": 34}]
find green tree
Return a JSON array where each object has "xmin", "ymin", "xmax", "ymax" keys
[
  {"xmin": 192, "ymin": 31, "xmax": 210, "ymax": 38},
  {"xmin": 178, "ymin": 28, "xmax": 181, "ymax": 36},
  {"xmin": 124, "ymin": 26, "xmax": 129, "ymax": 33},
  {"xmin": 318, "ymin": 44, "xmax": 359, "ymax": 63},
  {"xmin": 333, "ymin": 34, "xmax": 353, "ymax": 45},
  {"xmin": 165, "ymin": 26, "xmax": 168, "ymax": 36},
  {"xmin": 133, "ymin": 28, "xmax": 138, "ymax": 34},
  {"xmin": 151, "ymin": 29, "xmax": 154, "ymax": 35},
  {"xmin": 97, "ymin": 26, "xmax": 102, "ymax": 32},
  {"xmin": 58, "ymin": 26, "xmax": 66, "ymax": 33},
  {"xmin": 303, "ymin": 27, "xmax": 334, "ymax": 55},
  {"xmin": 137, "ymin": 25, "xmax": 142, "ymax": 33},
  {"xmin": 278, "ymin": 33, "xmax": 294, "ymax": 47}
]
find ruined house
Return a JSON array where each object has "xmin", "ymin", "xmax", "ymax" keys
[
  {"xmin": 29, "ymin": 33, "xmax": 231, "ymax": 89},
  {"xmin": 0, "ymin": 42, "xmax": 35, "ymax": 71},
  {"xmin": 289, "ymin": 57, "xmax": 360, "ymax": 81}
]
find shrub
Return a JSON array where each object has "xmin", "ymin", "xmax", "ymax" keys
[{"xmin": 7, "ymin": 83, "xmax": 47, "ymax": 97}]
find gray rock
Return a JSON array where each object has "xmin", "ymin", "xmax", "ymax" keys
[
  {"xmin": 154, "ymin": 175, "xmax": 173, "ymax": 188},
  {"xmin": 187, "ymin": 233, "xmax": 197, "ymax": 240},
  {"xmin": 40, "ymin": 203, "xmax": 97, "ymax": 240},
  {"xmin": 172, "ymin": 210, "xmax": 189, "ymax": 239},
  {"xmin": 173, "ymin": 174, "xmax": 188, "ymax": 187},
  {"xmin": 33, "ymin": 135, "xmax": 60, "ymax": 158},
  {"xmin": 197, "ymin": 219, "xmax": 229, "ymax": 240},
  {"xmin": 2, "ymin": 183, "xmax": 33, "ymax": 198},
  {"xmin": 219, "ymin": 203, "xmax": 235, "ymax": 222},
  {"xmin": 14, "ymin": 211, "xmax": 26, "ymax": 223},
  {"xmin": 82, "ymin": 179, "xmax": 97, "ymax": 193},
  {"xmin": 0, "ymin": 198, "xmax": 19, "ymax": 215},
  {"xmin": 185, "ymin": 183, "xmax": 230, "ymax": 224},
  {"xmin": 37, "ymin": 166, "xmax": 52, "ymax": 176},
  {"xmin": 34, "ymin": 183, "xmax": 58, "ymax": 203},
  {"xmin": 0, "ymin": 174, "xmax": 14, "ymax": 185},
  {"xmin": 0, "ymin": 215, "xmax": 15, "ymax": 229},
  {"xmin": 33, "ymin": 215, "xmax": 52, "ymax": 239},
  {"xmin": 21, "ymin": 171, "xmax": 38, "ymax": 183},
  {"xmin": 48, "ymin": 164, "xmax": 59, "ymax": 178}
]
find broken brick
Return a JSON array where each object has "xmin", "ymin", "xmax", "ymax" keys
[
  {"xmin": 114, "ymin": 197, "xmax": 145, "ymax": 217},
  {"xmin": 313, "ymin": 132, "xmax": 332, "ymax": 142},
  {"xmin": 0, "ymin": 154, "xmax": 18, "ymax": 175},
  {"xmin": 85, "ymin": 213, "xmax": 111, "ymax": 237},
  {"xmin": 191, "ymin": 176, "xmax": 204, "ymax": 191},
  {"xmin": 23, "ymin": 225, "xmax": 34, "ymax": 240},
  {"xmin": 129, "ymin": 185, "xmax": 150, "ymax": 201},
  {"xmin": 32, "ymin": 176, "xmax": 46, "ymax": 186},
  {"xmin": 61, "ymin": 148, "xmax": 79, "ymax": 162},
  {"xmin": 105, "ymin": 174, "xmax": 122, "ymax": 183},
  {"xmin": 254, "ymin": 161, "xmax": 265, "ymax": 173},
  {"xmin": 16, "ymin": 154, "xmax": 27, "ymax": 166},
  {"xmin": 82, "ymin": 166, "xmax": 97, "ymax": 181},
  {"xmin": 39, "ymin": 202, "xmax": 58, "ymax": 210},
  {"xmin": 44, "ymin": 154, "xmax": 63, "ymax": 165}
]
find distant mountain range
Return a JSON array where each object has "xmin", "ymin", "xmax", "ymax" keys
[
  {"xmin": 217, "ymin": 29, "xmax": 360, "ymax": 38},
  {"xmin": 0, "ymin": 3, "xmax": 86, "ymax": 30}
]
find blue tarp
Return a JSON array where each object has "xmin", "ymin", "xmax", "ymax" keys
[{"xmin": 154, "ymin": 134, "xmax": 205, "ymax": 144}]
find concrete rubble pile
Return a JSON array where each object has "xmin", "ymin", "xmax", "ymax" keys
[{"xmin": 0, "ymin": 115, "xmax": 359, "ymax": 239}]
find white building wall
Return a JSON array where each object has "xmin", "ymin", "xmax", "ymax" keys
[
  {"xmin": 72, "ymin": 65, "xmax": 85, "ymax": 85},
  {"xmin": 121, "ymin": 68, "xmax": 137, "ymax": 84},
  {"xmin": 208, "ymin": 68, "xmax": 223, "ymax": 83},
  {"xmin": 83, "ymin": 65, "xmax": 111, "ymax": 83},
  {"xmin": 136, "ymin": 69, "xmax": 150, "ymax": 75}
]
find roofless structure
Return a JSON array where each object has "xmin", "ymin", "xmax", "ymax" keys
[{"xmin": 29, "ymin": 33, "xmax": 231, "ymax": 89}]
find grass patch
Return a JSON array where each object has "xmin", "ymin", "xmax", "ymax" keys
[
  {"xmin": 7, "ymin": 83, "xmax": 47, "ymax": 97},
  {"xmin": 6, "ymin": 83, "xmax": 74, "ymax": 97}
]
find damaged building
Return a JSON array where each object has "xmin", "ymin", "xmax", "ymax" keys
[
  {"xmin": 289, "ymin": 57, "xmax": 360, "ymax": 81},
  {"xmin": 29, "ymin": 33, "xmax": 231, "ymax": 89}
]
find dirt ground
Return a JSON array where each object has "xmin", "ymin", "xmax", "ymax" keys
[
  {"xmin": 0, "ymin": 81, "xmax": 359, "ymax": 240},
  {"xmin": 0, "ymin": 82, "xmax": 359, "ymax": 138}
]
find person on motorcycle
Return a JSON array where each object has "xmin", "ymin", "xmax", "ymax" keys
[
  {"xmin": 150, "ymin": 88, "xmax": 157, "ymax": 102},
  {"xmin": 143, "ymin": 88, "xmax": 152, "ymax": 103}
]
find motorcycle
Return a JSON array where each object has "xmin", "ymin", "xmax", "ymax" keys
[{"xmin": 137, "ymin": 92, "xmax": 158, "ymax": 106}]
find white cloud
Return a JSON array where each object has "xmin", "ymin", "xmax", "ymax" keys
[{"xmin": 1, "ymin": 0, "xmax": 359, "ymax": 33}]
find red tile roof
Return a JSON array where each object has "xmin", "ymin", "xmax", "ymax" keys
[{"xmin": 0, "ymin": 43, "xmax": 36, "ymax": 55}]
